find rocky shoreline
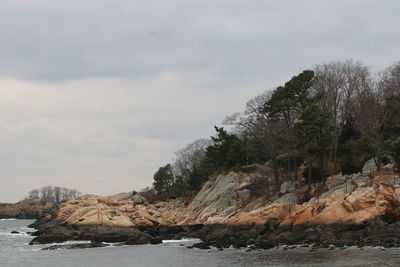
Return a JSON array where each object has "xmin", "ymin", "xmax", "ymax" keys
[
  {"xmin": 25, "ymin": 165, "xmax": 400, "ymax": 251},
  {"xmin": 29, "ymin": 216, "xmax": 400, "ymax": 250}
]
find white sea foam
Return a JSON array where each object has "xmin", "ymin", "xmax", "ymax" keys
[
  {"xmin": 0, "ymin": 231, "xmax": 30, "ymax": 237},
  {"xmin": 162, "ymin": 238, "xmax": 201, "ymax": 244},
  {"xmin": 0, "ymin": 218, "xmax": 17, "ymax": 221},
  {"xmin": 32, "ymin": 240, "xmax": 92, "ymax": 246}
]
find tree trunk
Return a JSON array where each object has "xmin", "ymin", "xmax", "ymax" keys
[
  {"xmin": 271, "ymin": 153, "xmax": 280, "ymax": 188},
  {"xmin": 319, "ymin": 153, "xmax": 324, "ymax": 181},
  {"xmin": 308, "ymin": 158, "xmax": 312, "ymax": 186},
  {"xmin": 287, "ymin": 155, "xmax": 292, "ymax": 181},
  {"xmin": 333, "ymin": 135, "xmax": 338, "ymax": 173},
  {"xmin": 374, "ymin": 157, "xmax": 381, "ymax": 172},
  {"xmin": 287, "ymin": 144, "xmax": 292, "ymax": 181}
]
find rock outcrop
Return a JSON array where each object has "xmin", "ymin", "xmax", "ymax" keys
[
  {"xmin": 188, "ymin": 171, "xmax": 275, "ymax": 224},
  {"xmin": 45, "ymin": 167, "xmax": 278, "ymax": 228},
  {"xmin": 29, "ymin": 164, "xmax": 400, "ymax": 248},
  {"xmin": 0, "ymin": 199, "xmax": 56, "ymax": 219},
  {"xmin": 56, "ymin": 194, "xmax": 191, "ymax": 227}
]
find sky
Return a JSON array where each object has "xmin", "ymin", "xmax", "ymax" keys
[{"xmin": 0, "ymin": 0, "xmax": 399, "ymax": 202}]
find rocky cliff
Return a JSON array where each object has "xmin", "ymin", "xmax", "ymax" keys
[
  {"xmin": 45, "ymin": 168, "xmax": 400, "ymax": 228},
  {"xmin": 43, "ymin": 166, "xmax": 278, "ymax": 228},
  {"xmin": 29, "ymin": 164, "xmax": 400, "ymax": 249}
]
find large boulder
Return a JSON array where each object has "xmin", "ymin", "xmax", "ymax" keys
[
  {"xmin": 225, "ymin": 193, "xmax": 298, "ymax": 225},
  {"xmin": 280, "ymin": 177, "xmax": 400, "ymax": 226},
  {"xmin": 280, "ymin": 181, "xmax": 295, "ymax": 194},
  {"xmin": 363, "ymin": 158, "xmax": 377, "ymax": 174},
  {"xmin": 118, "ymin": 192, "xmax": 148, "ymax": 205},
  {"xmin": 189, "ymin": 171, "xmax": 273, "ymax": 223},
  {"xmin": 53, "ymin": 193, "xmax": 190, "ymax": 228}
]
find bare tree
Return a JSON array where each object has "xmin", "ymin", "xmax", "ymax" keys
[
  {"xmin": 40, "ymin": 186, "xmax": 54, "ymax": 202},
  {"xmin": 27, "ymin": 186, "xmax": 81, "ymax": 202},
  {"xmin": 68, "ymin": 189, "xmax": 81, "ymax": 199},
  {"xmin": 352, "ymin": 82, "xmax": 386, "ymax": 171},
  {"xmin": 224, "ymin": 90, "xmax": 285, "ymax": 185},
  {"xmin": 53, "ymin": 186, "xmax": 62, "ymax": 203},
  {"xmin": 314, "ymin": 60, "xmax": 372, "ymax": 171},
  {"xmin": 380, "ymin": 61, "xmax": 400, "ymax": 98},
  {"xmin": 27, "ymin": 189, "xmax": 39, "ymax": 200},
  {"xmin": 173, "ymin": 138, "xmax": 211, "ymax": 185}
]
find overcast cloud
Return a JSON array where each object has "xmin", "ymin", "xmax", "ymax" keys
[{"xmin": 0, "ymin": 0, "xmax": 399, "ymax": 202}]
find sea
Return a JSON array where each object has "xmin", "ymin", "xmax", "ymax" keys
[{"xmin": 1, "ymin": 219, "xmax": 400, "ymax": 267}]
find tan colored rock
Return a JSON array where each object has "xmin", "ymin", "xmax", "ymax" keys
[
  {"xmin": 48, "ymin": 170, "xmax": 400, "ymax": 229},
  {"xmin": 281, "ymin": 179, "xmax": 400, "ymax": 226}
]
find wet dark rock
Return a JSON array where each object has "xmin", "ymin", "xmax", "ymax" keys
[
  {"xmin": 29, "ymin": 233, "xmax": 69, "ymax": 245},
  {"xmin": 149, "ymin": 237, "xmax": 163, "ymax": 245},
  {"xmin": 124, "ymin": 232, "xmax": 152, "ymax": 245},
  {"xmin": 42, "ymin": 242, "xmax": 108, "ymax": 250},
  {"xmin": 188, "ymin": 241, "xmax": 211, "ymax": 249},
  {"xmin": 254, "ymin": 238, "xmax": 275, "ymax": 249},
  {"xmin": 28, "ymin": 213, "xmax": 400, "ymax": 250}
]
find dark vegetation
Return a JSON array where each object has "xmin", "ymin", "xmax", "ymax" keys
[{"xmin": 145, "ymin": 60, "xmax": 400, "ymax": 199}]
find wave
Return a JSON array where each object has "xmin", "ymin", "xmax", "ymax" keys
[
  {"xmin": 162, "ymin": 238, "xmax": 201, "ymax": 244},
  {"xmin": 0, "ymin": 218, "xmax": 17, "ymax": 221},
  {"xmin": 0, "ymin": 231, "xmax": 30, "ymax": 236},
  {"xmin": 31, "ymin": 240, "xmax": 92, "ymax": 246}
]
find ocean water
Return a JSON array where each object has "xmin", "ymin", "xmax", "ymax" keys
[{"xmin": 1, "ymin": 219, "xmax": 400, "ymax": 267}]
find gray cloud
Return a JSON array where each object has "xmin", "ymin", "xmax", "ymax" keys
[{"xmin": 0, "ymin": 0, "xmax": 399, "ymax": 201}]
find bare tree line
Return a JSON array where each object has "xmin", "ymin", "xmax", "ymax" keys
[{"xmin": 27, "ymin": 186, "xmax": 81, "ymax": 202}]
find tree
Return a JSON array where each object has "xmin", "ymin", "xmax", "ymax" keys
[
  {"xmin": 379, "ymin": 62, "xmax": 400, "ymax": 171},
  {"xmin": 68, "ymin": 189, "xmax": 81, "ymax": 199},
  {"xmin": 314, "ymin": 60, "xmax": 372, "ymax": 171},
  {"xmin": 153, "ymin": 164, "xmax": 174, "ymax": 196},
  {"xmin": 352, "ymin": 86, "xmax": 386, "ymax": 171},
  {"xmin": 263, "ymin": 70, "xmax": 316, "ymax": 180},
  {"xmin": 173, "ymin": 138, "xmax": 210, "ymax": 191},
  {"xmin": 392, "ymin": 140, "xmax": 400, "ymax": 171},
  {"xmin": 380, "ymin": 62, "xmax": 400, "ymax": 140},
  {"xmin": 27, "ymin": 189, "xmax": 39, "ymax": 200},
  {"xmin": 224, "ymin": 90, "xmax": 285, "ymax": 185},
  {"xmin": 263, "ymin": 70, "xmax": 315, "ymax": 127},
  {"xmin": 26, "ymin": 186, "xmax": 81, "ymax": 202},
  {"xmin": 380, "ymin": 61, "xmax": 400, "ymax": 99},
  {"xmin": 294, "ymin": 104, "xmax": 333, "ymax": 184},
  {"xmin": 203, "ymin": 126, "xmax": 254, "ymax": 171},
  {"xmin": 54, "ymin": 186, "xmax": 62, "ymax": 203},
  {"xmin": 339, "ymin": 135, "xmax": 376, "ymax": 174},
  {"xmin": 40, "ymin": 186, "xmax": 54, "ymax": 202}
]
